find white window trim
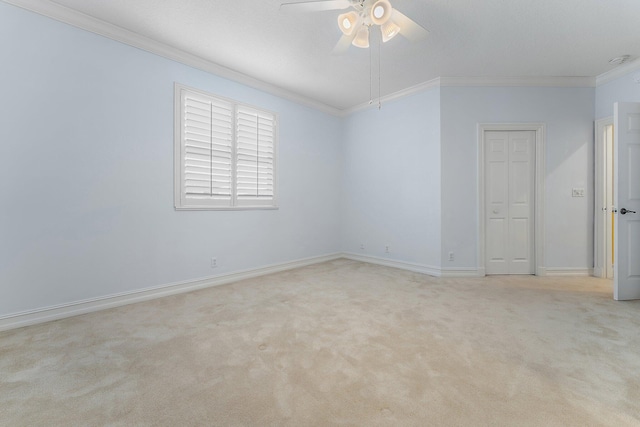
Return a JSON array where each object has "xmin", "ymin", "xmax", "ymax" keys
[{"xmin": 174, "ymin": 83, "xmax": 278, "ymax": 210}]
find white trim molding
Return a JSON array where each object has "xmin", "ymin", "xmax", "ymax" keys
[
  {"xmin": 3, "ymin": 251, "xmax": 593, "ymax": 332},
  {"xmin": 477, "ymin": 123, "xmax": 546, "ymax": 276},
  {"xmin": 596, "ymin": 58, "xmax": 640, "ymax": 87},
  {"xmin": 545, "ymin": 268, "xmax": 594, "ymax": 277},
  {"xmin": 594, "ymin": 117, "xmax": 614, "ymax": 279},
  {"xmin": 0, "ymin": 253, "xmax": 484, "ymax": 331},
  {"xmin": 440, "ymin": 268, "xmax": 484, "ymax": 278},
  {"xmin": 1, "ymin": 0, "xmax": 342, "ymax": 117},
  {"xmin": 343, "ymin": 78, "xmax": 441, "ymax": 116},
  {"xmin": 341, "ymin": 253, "xmax": 483, "ymax": 278},
  {"xmin": 441, "ymin": 76, "xmax": 595, "ymax": 88},
  {"xmin": 0, "ymin": 0, "xmax": 611, "ymax": 117},
  {"xmin": 341, "ymin": 253, "xmax": 442, "ymax": 277},
  {"xmin": 342, "ymin": 76, "xmax": 596, "ymax": 116},
  {"xmin": 0, "ymin": 253, "xmax": 341, "ymax": 332}
]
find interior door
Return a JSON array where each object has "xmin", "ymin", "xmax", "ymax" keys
[
  {"xmin": 485, "ymin": 131, "xmax": 535, "ymax": 275},
  {"xmin": 614, "ymin": 102, "xmax": 640, "ymax": 300}
]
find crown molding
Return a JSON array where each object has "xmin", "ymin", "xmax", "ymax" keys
[
  {"xmin": 8, "ymin": 0, "xmax": 631, "ymax": 117},
  {"xmin": 595, "ymin": 58, "xmax": 640, "ymax": 86},
  {"xmin": 342, "ymin": 77, "xmax": 441, "ymax": 116},
  {"xmin": 340, "ymin": 75, "xmax": 597, "ymax": 116},
  {"xmin": 2, "ymin": 0, "xmax": 343, "ymax": 117},
  {"xmin": 439, "ymin": 76, "xmax": 596, "ymax": 87}
]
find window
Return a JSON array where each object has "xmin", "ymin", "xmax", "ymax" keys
[{"xmin": 174, "ymin": 84, "xmax": 277, "ymax": 210}]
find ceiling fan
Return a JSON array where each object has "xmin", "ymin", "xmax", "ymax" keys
[{"xmin": 280, "ymin": 0, "xmax": 429, "ymax": 54}]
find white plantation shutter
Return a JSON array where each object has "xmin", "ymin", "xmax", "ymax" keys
[
  {"xmin": 236, "ymin": 106, "xmax": 275, "ymax": 206},
  {"xmin": 182, "ymin": 91, "xmax": 233, "ymax": 206},
  {"xmin": 175, "ymin": 84, "xmax": 277, "ymax": 209}
]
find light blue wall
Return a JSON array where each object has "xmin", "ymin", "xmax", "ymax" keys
[
  {"xmin": 0, "ymin": 3, "xmax": 342, "ymax": 316},
  {"xmin": 341, "ymin": 89, "xmax": 442, "ymax": 268},
  {"xmin": 440, "ymin": 86, "xmax": 596, "ymax": 271},
  {"xmin": 3, "ymin": 2, "xmax": 632, "ymax": 320},
  {"xmin": 595, "ymin": 71, "xmax": 640, "ymax": 119}
]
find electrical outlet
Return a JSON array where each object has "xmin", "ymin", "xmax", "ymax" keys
[
  {"xmin": 385, "ymin": 245, "xmax": 390, "ymax": 253},
  {"xmin": 448, "ymin": 252, "xmax": 454, "ymax": 261},
  {"xmin": 572, "ymin": 188, "xmax": 585, "ymax": 197},
  {"xmin": 360, "ymin": 243, "xmax": 365, "ymax": 250},
  {"xmin": 211, "ymin": 257, "xmax": 217, "ymax": 268}
]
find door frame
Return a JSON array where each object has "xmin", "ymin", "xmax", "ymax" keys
[
  {"xmin": 594, "ymin": 117, "xmax": 614, "ymax": 278},
  {"xmin": 477, "ymin": 123, "xmax": 546, "ymax": 276}
]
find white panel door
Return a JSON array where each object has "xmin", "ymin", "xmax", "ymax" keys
[
  {"xmin": 485, "ymin": 131, "xmax": 535, "ymax": 275},
  {"xmin": 614, "ymin": 102, "xmax": 640, "ymax": 300},
  {"xmin": 486, "ymin": 131, "xmax": 510, "ymax": 274}
]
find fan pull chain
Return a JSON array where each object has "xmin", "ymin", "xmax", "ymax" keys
[
  {"xmin": 378, "ymin": 33, "xmax": 382, "ymax": 110},
  {"xmin": 369, "ymin": 34, "xmax": 373, "ymax": 105}
]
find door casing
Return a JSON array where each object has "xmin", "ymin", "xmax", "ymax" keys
[
  {"xmin": 478, "ymin": 123, "xmax": 546, "ymax": 276},
  {"xmin": 594, "ymin": 117, "xmax": 614, "ymax": 279}
]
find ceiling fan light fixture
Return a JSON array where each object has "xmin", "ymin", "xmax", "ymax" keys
[
  {"xmin": 370, "ymin": 0, "xmax": 393, "ymax": 25},
  {"xmin": 352, "ymin": 25, "xmax": 370, "ymax": 48},
  {"xmin": 381, "ymin": 20, "xmax": 400, "ymax": 42},
  {"xmin": 337, "ymin": 11, "xmax": 358, "ymax": 35}
]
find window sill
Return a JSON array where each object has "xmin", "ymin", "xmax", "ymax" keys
[{"xmin": 174, "ymin": 206, "xmax": 279, "ymax": 211}]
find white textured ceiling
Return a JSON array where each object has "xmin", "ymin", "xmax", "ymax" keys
[{"xmin": 44, "ymin": 0, "xmax": 640, "ymax": 110}]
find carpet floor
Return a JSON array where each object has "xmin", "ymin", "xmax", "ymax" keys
[{"xmin": 1, "ymin": 259, "xmax": 640, "ymax": 426}]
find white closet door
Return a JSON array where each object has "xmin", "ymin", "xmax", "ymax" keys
[{"xmin": 485, "ymin": 131, "xmax": 535, "ymax": 275}]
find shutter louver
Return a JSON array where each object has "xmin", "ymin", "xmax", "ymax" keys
[
  {"xmin": 236, "ymin": 106, "xmax": 275, "ymax": 204},
  {"xmin": 183, "ymin": 92, "xmax": 233, "ymax": 205}
]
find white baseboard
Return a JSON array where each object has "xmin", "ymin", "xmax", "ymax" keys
[
  {"xmin": 343, "ymin": 254, "xmax": 592, "ymax": 279},
  {"xmin": 341, "ymin": 253, "xmax": 442, "ymax": 277},
  {"xmin": 440, "ymin": 267, "xmax": 484, "ymax": 278},
  {"xmin": 0, "ymin": 253, "xmax": 342, "ymax": 332},
  {"xmin": 544, "ymin": 268, "xmax": 594, "ymax": 277},
  {"xmin": 3, "ymin": 253, "xmax": 587, "ymax": 332},
  {"xmin": 341, "ymin": 253, "xmax": 487, "ymax": 278}
]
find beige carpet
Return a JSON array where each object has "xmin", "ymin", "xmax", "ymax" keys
[{"xmin": 1, "ymin": 259, "xmax": 640, "ymax": 426}]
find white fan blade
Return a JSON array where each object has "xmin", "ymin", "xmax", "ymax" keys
[
  {"xmin": 332, "ymin": 32, "xmax": 356, "ymax": 55},
  {"xmin": 280, "ymin": 0, "xmax": 351, "ymax": 12},
  {"xmin": 392, "ymin": 9, "xmax": 429, "ymax": 42}
]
